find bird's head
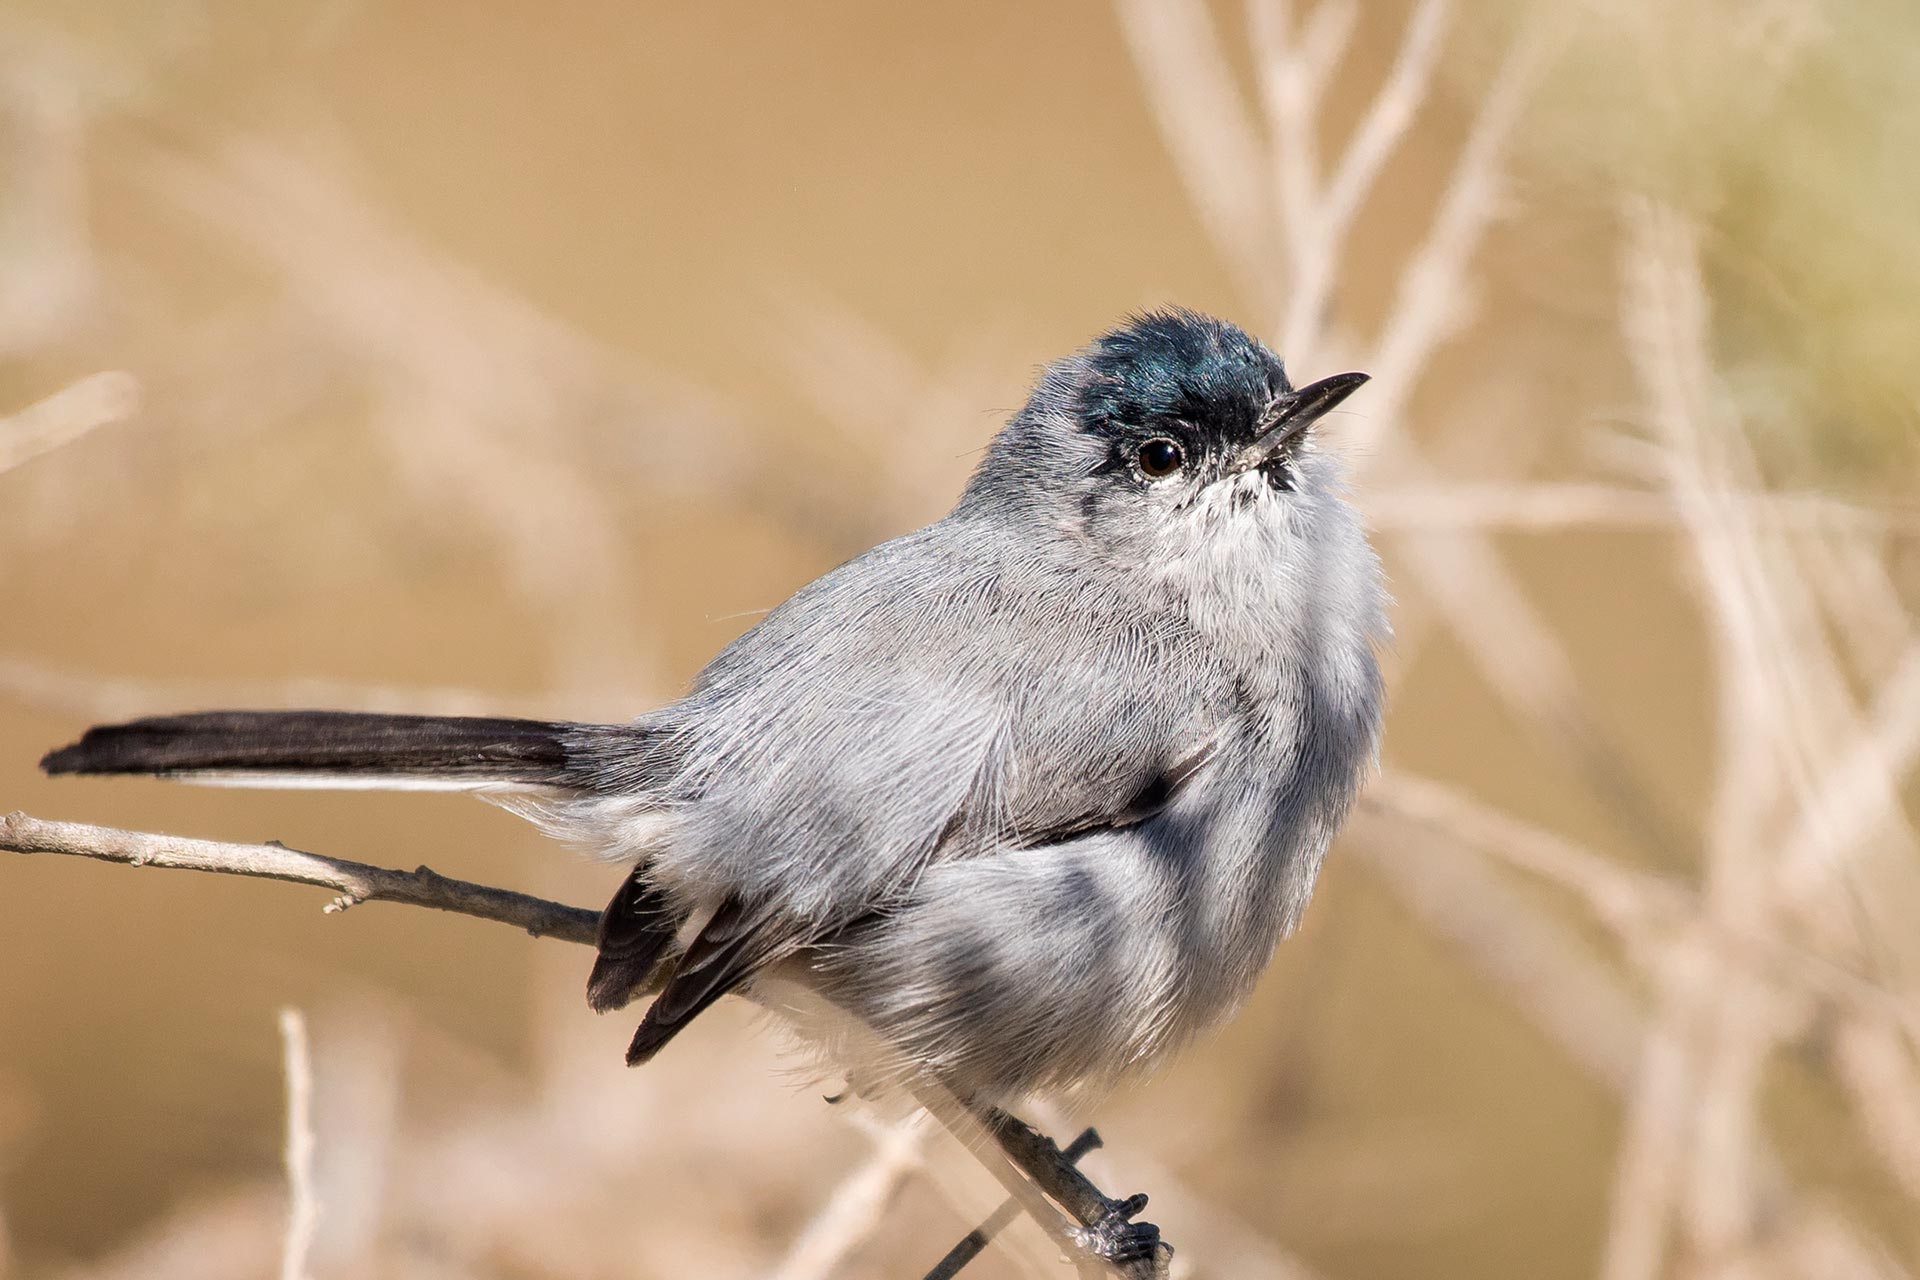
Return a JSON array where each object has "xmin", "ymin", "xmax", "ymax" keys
[{"xmin": 959, "ymin": 310, "xmax": 1370, "ymax": 581}]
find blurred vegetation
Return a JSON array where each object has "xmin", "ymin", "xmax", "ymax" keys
[
  {"xmin": 1, "ymin": 2, "xmax": 1916, "ymax": 1279},
  {"xmin": 1521, "ymin": 0, "xmax": 1920, "ymax": 480}
]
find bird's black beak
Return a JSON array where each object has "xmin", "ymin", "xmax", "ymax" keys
[{"xmin": 1229, "ymin": 370, "xmax": 1370, "ymax": 474}]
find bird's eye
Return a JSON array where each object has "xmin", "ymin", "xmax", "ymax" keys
[{"xmin": 1137, "ymin": 438, "xmax": 1185, "ymax": 478}]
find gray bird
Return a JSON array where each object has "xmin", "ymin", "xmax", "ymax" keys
[{"xmin": 44, "ymin": 308, "xmax": 1385, "ymax": 1116}]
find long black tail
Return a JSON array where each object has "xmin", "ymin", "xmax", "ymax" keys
[{"xmin": 41, "ymin": 710, "xmax": 598, "ymax": 790}]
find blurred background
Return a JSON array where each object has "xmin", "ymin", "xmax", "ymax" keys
[{"xmin": 1, "ymin": 1, "xmax": 1916, "ymax": 1277}]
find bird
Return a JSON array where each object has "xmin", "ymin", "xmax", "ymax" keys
[{"xmin": 42, "ymin": 308, "xmax": 1386, "ymax": 1114}]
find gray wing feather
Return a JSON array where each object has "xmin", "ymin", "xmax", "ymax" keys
[{"xmin": 585, "ymin": 522, "xmax": 1235, "ymax": 1053}]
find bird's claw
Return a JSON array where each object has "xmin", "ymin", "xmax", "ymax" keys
[{"xmin": 1070, "ymin": 1193, "xmax": 1167, "ymax": 1268}]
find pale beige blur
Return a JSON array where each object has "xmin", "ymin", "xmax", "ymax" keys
[{"xmin": 0, "ymin": 2, "xmax": 1915, "ymax": 1278}]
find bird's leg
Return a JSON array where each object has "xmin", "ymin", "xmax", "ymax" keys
[{"xmin": 971, "ymin": 1105, "xmax": 1171, "ymax": 1278}]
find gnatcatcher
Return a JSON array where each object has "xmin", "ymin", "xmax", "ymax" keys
[{"xmin": 44, "ymin": 309, "xmax": 1386, "ymax": 1110}]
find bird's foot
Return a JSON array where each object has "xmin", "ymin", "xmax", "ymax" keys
[{"xmin": 1069, "ymin": 1192, "xmax": 1167, "ymax": 1269}]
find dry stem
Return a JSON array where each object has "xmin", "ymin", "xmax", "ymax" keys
[
  {"xmin": 0, "ymin": 811, "xmax": 597, "ymax": 944},
  {"xmin": 277, "ymin": 1009, "xmax": 319, "ymax": 1280}
]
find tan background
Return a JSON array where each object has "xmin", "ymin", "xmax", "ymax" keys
[{"xmin": 1, "ymin": 1, "xmax": 1915, "ymax": 1278}]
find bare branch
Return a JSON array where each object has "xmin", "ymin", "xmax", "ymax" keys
[
  {"xmin": 0, "ymin": 371, "xmax": 139, "ymax": 474},
  {"xmin": 0, "ymin": 812, "xmax": 598, "ymax": 944},
  {"xmin": 1776, "ymin": 641, "xmax": 1920, "ymax": 898},
  {"xmin": 1317, "ymin": 0, "xmax": 1450, "ymax": 250},
  {"xmin": 1831, "ymin": 1017, "xmax": 1920, "ymax": 1206},
  {"xmin": 1279, "ymin": 0, "xmax": 1452, "ymax": 365},
  {"xmin": 1359, "ymin": 16, "xmax": 1559, "ymax": 439},
  {"xmin": 1368, "ymin": 772, "xmax": 1687, "ymax": 935},
  {"xmin": 1117, "ymin": 0, "xmax": 1282, "ymax": 315},
  {"xmin": 773, "ymin": 1115, "xmax": 927, "ymax": 1280}
]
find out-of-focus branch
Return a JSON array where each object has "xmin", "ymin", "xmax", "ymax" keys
[
  {"xmin": 1775, "ymin": 641, "xmax": 1920, "ymax": 899},
  {"xmin": 1271, "ymin": 0, "xmax": 1452, "ymax": 366},
  {"xmin": 1368, "ymin": 772, "xmax": 1686, "ymax": 934},
  {"xmin": 1355, "ymin": 11, "xmax": 1558, "ymax": 433},
  {"xmin": 0, "ymin": 812, "xmax": 599, "ymax": 943},
  {"xmin": 773, "ymin": 1115, "xmax": 928, "ymax": 1280},
  {"xmin": 1365, "ymin": 780, "xmax": 1920, "ymax": 1042},
  {"xmin": 277, "ymin": 1009, "xmax": 319, "ymax": 1280},
  {"xmin": 1115, "ymin": 0, "xmax": 1281, "ymax": 315},
  {"xmin": 1831, "ymin": 1017, "xmax": 1920, "ymax": 1205},
  {"xmin": 0, "ymin": 371, "xmax": 139, "ymax": 474}
]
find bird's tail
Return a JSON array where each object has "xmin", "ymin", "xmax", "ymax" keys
[{"xmin": 40, "ymin": 710, "xmax": 602, "ymax": 791}]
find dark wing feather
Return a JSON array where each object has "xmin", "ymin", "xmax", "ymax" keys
[
  {"xmin": 625, "ymin": 897, "xmax": 767, "ymax": 1065},
  {"xmin": 613, "ymin": 743, "xmax": 1221, "ymax": 1063},
  {"xmin": 586, "ymin": 868, "xmax": 681, "ymax": 1013}
]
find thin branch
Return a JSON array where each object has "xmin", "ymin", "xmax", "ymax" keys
[
  {"xmin": 925, "ymin": 1128, "xmax": 1103, "ymax": 1280},
  {"xmin": 1775, "ymin": 640, "xmax": 1920, "ymax": 898},
  {"xmin": 1367, "ymin": 772, "xmax": 1687, "ymax": 935},
  {"xmin": 773, "ymin": 1115, "xmax": 927, "ymax": 1280},
  {"xmin": 0, "ymin": 371, "xmax": 139, "ymax": 474},
  {"xmin": 1598, "ymin": 936, "xmax": 1710, "ymax": 1280},
  {"xmin": 910, "ymin": 1081, "xmax": 1162, "ymax": 1279},
  {"xmin": 1359, "ymin": 15, "xmax": 1558, "ymax": 440},
  {"xmin": 1316, "ymin": 0, "xmax": 1450, "ymax": 253},
  {"xmin": 1115, "ymin": 0, "xmax": 1280, "ymax": 316},
  {"xmin": 1830, "ymin": 1017, "xmax": 1920, "ymax": 1205},
  {"xmin": 0, "ymin": 812, "xmax": 598, "ymax": 944},
  {"xmin": 1277, "ymin": 0, "xmax": 1452, "ymax": 366},
  {"xmin": 277, "ymin": 1009, "xmax": 319, "ymax": 1280},
  {"xmin": 977, "ymin": 1108, "xmax": 1161, "ymax": 1273},
  {"xmin": 1366, "ymin": 780, "xmax": 1920, "ymax": 1049}
]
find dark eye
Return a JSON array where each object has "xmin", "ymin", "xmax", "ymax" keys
[{"xmin": 1137, "ymin": 437, "xmax": 1185, "ymax": 478}]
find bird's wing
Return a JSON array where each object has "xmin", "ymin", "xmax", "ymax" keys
[
  {"xmin": 665, "ymin": 526, "xmax": 1235, "ymax": 884},
  {"xmin": 595, "ymin": 525, "xmax": 1233, "ymax": 1056}
]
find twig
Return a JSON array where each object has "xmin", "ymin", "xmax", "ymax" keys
[
  {"xmin": 277, "ymin": 1009, "xmax": 319, "ymax": 1280},
  {"xmin": 1366, "ymin": 772, "xmax": 1688, "ymax": 935},
  {"xmin": 1598, "ymin": 936, "xmax": 1710, "ymax": 1280},
  {"xmin": 1830, "ymin": 1016, "xmax": 1920, "ymax": 1205},
  {"xmin": 1358, "ymin": 14, "xmax": 1557, "ymax": 440},
  {"xmin": 0, "ymin": 371, "xmax": 139, "ymax": 474},
  {"xmin": 1274, "ymin": 0, "xmax": 1453, "ymax": 366},
  {"xmin": 1115, "ymin": 0, "xmax": 1282, "ymax": 316},
  {"xmin": 772, "ymin": 1115, "xmax": 928, "ymax": 1280},
  {"xmin": 0, "ymin": 812, "xmax": 597, "ymax": 943},
  {"xmin": 1775, "ymin": 641, "xmax": 1920, "ymax": 898},
  {"xmin": 925, "ymin": 1128, "xmax": 1102, "ymax": 1280}
]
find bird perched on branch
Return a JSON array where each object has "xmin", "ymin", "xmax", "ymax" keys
[{"xmin": 44, "ymin": 308, "xmax": 1385, "ymax": 1117}]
